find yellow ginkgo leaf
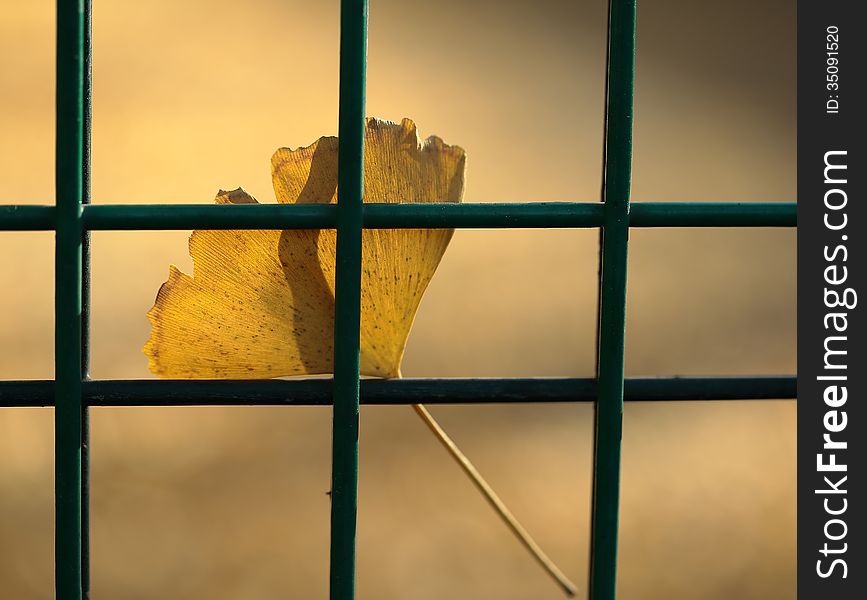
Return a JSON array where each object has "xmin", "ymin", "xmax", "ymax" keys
[
  {"xmin": 144, "ymin": 118, "xmax": 576, "ymax": 596},
  {"xmin": 145, "ymin": 117, "xmax": 465, "ymax": 379}
]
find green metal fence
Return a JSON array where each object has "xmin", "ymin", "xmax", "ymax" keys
[{"xmin": 0, "ymin": 0, "xmax": 795, "ymax": 599}]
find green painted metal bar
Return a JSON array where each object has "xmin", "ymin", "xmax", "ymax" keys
[
  {"xmin": 0, "ymin": 202, "xmax": 798, "ymax": 231},
  {"xmin": 0, "ymin": 377, "xmax": 797, "ymax": 408},
  {"xmin": 80, "ymin": 0, "xmax": 92, "ymax": 594},
  {"xmin": 630, "ymin": 202, "xmax": 797, "ymax": 227},
  {"xmin": 590, "ymin": 1, "xmax": 636, "ymax": 598},
  {"xmin": 54, "ymin": 1, "xmax": 85, "ymax": 598},
  {"xmin": 364, "ymin": 202, "xmax": 604, "ymax": 228},
  {"xmin": 81, "ymin": 203, "xmax": 338, "ymax": 230},
  {"xmin": 0, "ymin": 205, "xmax": 56, "ymax": 230},
  {"xmin": 81, "ymin": 202, "xmax": 601, "ymax": 230},
  {"xmin": 330, "ymin": 1, "xmax": 367, "ymax": 598}
]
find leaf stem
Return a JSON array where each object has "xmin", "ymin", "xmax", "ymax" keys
[{"xmin": 412, "ymin": 403, "xmax": 577, "ymax": 597}]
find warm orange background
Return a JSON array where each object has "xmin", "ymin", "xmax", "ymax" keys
[{"xmin": 1, "ymin": 0, "xmax": 795, "ymax": 598}]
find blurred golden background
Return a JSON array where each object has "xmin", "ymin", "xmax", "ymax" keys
[{"xmin": 0, "ymin": 0, "xmax": 794, "ymax": 598}]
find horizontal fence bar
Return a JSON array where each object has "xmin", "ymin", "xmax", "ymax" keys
[
  {"xmin": 0, "ymin": 205, "xmax": 56, "ymax": 230},
  {"xmin": 363, "ymin": 203, "xmax": 605, "ymax": 228},
  {"xmin": 0, "ymin": 202, "xmax": 796, "ymax": 231},
  {"xmin": 630, "ymin": 202, "xmax": 797, "ymax": 227},
  {"xmin": 0, "ymin": 376, "xmax": 795, "ymax": 407},
  {"xmin": 83, "ymin": 203, "xmax": 338, "ymax": 230}
]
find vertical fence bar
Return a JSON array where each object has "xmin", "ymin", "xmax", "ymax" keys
[
  {"xmin": 80, "ymin": 0, "xmax": 93, "ymax": 596},
  {"xmin": 55, "ymin": 1, "xmax": 86, "ymax": 599},
  {"xmin": 329, "ymin": 1, "xmax": 367, "ymax": 599},
  {"xmin": 589, "ymin": 0, "xmax": 636, "ymax": 599}
]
